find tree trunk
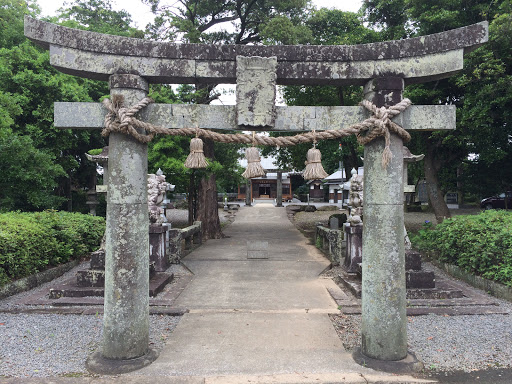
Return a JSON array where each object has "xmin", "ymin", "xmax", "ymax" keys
[
  {"xmin": 456, "ymin": 164, "xmax": 464, "ymax": 206},
  {"xmin": 195, "ymin": 138, "xmax": 223, "ymax": 240},
  {"xmin": 188, "ymin": 171, "xmax": 195, "ymax": 226},
  {"xmin": 67, "ymin": 173, "xmax": 73, "ymax": 212},
  {"xmin": 424, "ymin": 140, "xmax": 451, "ymax": 223}
]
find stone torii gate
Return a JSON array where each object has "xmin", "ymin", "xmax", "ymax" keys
[{"xmin": 25, "ymin": 16, "xmax": 487, "ymax": 370}]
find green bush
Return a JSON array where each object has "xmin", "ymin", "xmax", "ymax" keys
[
  {"xmin": 412, "ymin": 210, "xmax": 512, "ymax": 286},
  {"xmin": 0, "ymin": 211, "xmax": 105, "ymax": 286}
]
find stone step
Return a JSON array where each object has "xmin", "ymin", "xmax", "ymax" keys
[{"xmin": 406, "ymin": 288, "xmax": 464, "ymax": 300}]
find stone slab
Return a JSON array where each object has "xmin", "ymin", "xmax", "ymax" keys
[
  {"xmin": 338, "ymin": 306, "xmax": 510, "ymax": 316},
  {"xmin": 406, "ymin": 270, "xmax": 435, "ymax": 289},
  {"xmin": 54, "ymin": 103, "xmax": 456, "ymax": 132},
  {"xmin": 405, "ymin": 250, "xmax": 422, "ymax": 271},
  {"xmin": 236, "ymin": 56, "xmax": 277, "ymax": 127},
  {"xmin": 0, "ymin": 372, "xmax": 434, "ymax": 383},
  {"xmin": 90, "ymin": 250, "xmax": 105, "ymax": 270},
  {"xmin": 247, "ymin": 250, "xmax": 269, "ymax": 259},
  {"xmin": 247, "ymin": 240, "xmax": 269, "ymax": 259},
  {"xmin": 76, "ymin": 269, "xmax": 105, "ymax": 287}
]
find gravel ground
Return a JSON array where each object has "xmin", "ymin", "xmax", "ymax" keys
[
  {"xmin": 0, "ymin": 263, "xmax": 188, "ymax": 378},
  {"xmin": 0, "ymin": 313, "xmax": 180, "ymax": 378},
  {"xmin": 330, "ymin": 308, "xmax": 512, "ymax": 373}
]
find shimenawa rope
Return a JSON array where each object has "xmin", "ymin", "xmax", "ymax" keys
[{"xmin": 102, "ymin": 94, "xmax": 412, "ymax": 169}]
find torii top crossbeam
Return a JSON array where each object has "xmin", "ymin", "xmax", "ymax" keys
[{"xmin": 25, "ymin": 16, "xmax": 487, "ymax": 86}]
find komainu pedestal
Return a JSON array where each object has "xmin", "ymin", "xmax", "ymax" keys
[{"xmin": 149, "ymin": 224, "xmax": 169, "ymax": 272}]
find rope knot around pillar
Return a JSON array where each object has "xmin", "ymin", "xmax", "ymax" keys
[
  {"xmin": 102, "ymin": 94, "xmax": 156, "ymax": 144},
  {"xmin": 357, "ymin": 99, "xmax": 412, "ymax": 168}
]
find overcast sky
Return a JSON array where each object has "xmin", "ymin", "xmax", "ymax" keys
[{"xmin": 36, "ymin": 0, "xmax": 363, "ymax": 30}]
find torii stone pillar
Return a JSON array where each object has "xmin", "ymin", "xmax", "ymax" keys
[
  {"xmin": 361, "ymin": 78, "xmax": 407, "ymax": 360},
  {"xmin": 102, "ymin": 74, "xmax": 150, "ymax": 360}
]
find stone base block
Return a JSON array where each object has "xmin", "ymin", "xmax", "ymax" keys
[
  {"xmin": 76, "ymin": 270, "xmax": 105, "ymax": 287},
  {"xmin": 405, "ymin": 250, "xmax": 422, "ymax": 271},
  {"xmin": 90, "ymin": 250, "xmax": 105, "ymax": 270},
  {"xmin": 352, "ymin": 348, "xmax": 423, "ymax": 374},
  {"xmin": 86, "ymin": 348, "xmax": 159, "ymax": 375},
  {"xmin": 406, "ymin": 270, "xmax": 435, "ymax": 289}
]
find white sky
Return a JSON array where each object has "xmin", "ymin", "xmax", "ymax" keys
[{"xmin": 36, "ymin": 0, "xmax": 363, "ymax": 29}]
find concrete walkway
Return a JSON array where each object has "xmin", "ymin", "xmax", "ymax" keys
[{"xmin": 130, "ymin": 203, "xmax": 430, "ymax": 383}]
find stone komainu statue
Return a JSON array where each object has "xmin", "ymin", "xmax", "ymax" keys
[
  {"xmin": 147, "ymin": 173, "xmax": 168, "ymax": 224},
  {"xmin": 348, "ymin": 174, "xmax": 364, "ymax": 227}
]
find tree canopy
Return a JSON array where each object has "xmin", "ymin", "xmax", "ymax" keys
[{"xmin": 363, "ymin": 0, "xmax": 512, "ymax": 219}]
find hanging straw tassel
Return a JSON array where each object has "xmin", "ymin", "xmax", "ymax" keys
[
  {"xmin": 242, "ymin": 146, "xmax": 266, "ymax": 179},
  {"xmin": 303, "ymin": 147, "xmax": 328, "ymax": 180},
  {"xmin": 184, "ymin": 137, "xmax": 209, "ymax": 169}
]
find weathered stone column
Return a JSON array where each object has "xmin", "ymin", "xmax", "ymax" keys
[
  {"xmin": 245, "ymin": 179, "xmax": 252, "ymax": 206},
  {"xmin": 276, "ymin": 171, "xmax": 283, "ymax": 207},
  {"xmin": 102, "ymin": 74, "xmax": 150, "ymax": 360},
  {"xmin": 361, "ymin": 78, "xmax": 407, "ymax": 361}
]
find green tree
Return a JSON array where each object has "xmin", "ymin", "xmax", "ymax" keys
[
  {"xmin": 362, "ymin": 0, "xmax": 411, "ymax": 40},
  {"xmin": 48, "ymin": 0, "xmax": 146, "ymax": 211},
  {"xmin": 52, "ymin": 0, "xmax": 144, "ymax": 37},
  {"xmin": 0, "ymin": 0, "xmax": 73, "ymax": 211},
  {"xmin": 0, "ymin": 0, "xmax": 153, "ymax": 213},
  {"xmin": 0, "ymin": 129, "xmax": 66, "ymax": 211}
]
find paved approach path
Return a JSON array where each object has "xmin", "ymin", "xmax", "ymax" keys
[{"xmin": 134, "ymin": 203, "xmax": 429, "ymax": 383}]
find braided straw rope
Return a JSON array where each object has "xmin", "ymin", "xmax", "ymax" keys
[{"xmin": 102, "ymin": 95, "xmax": 412, "ymax": 168}]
